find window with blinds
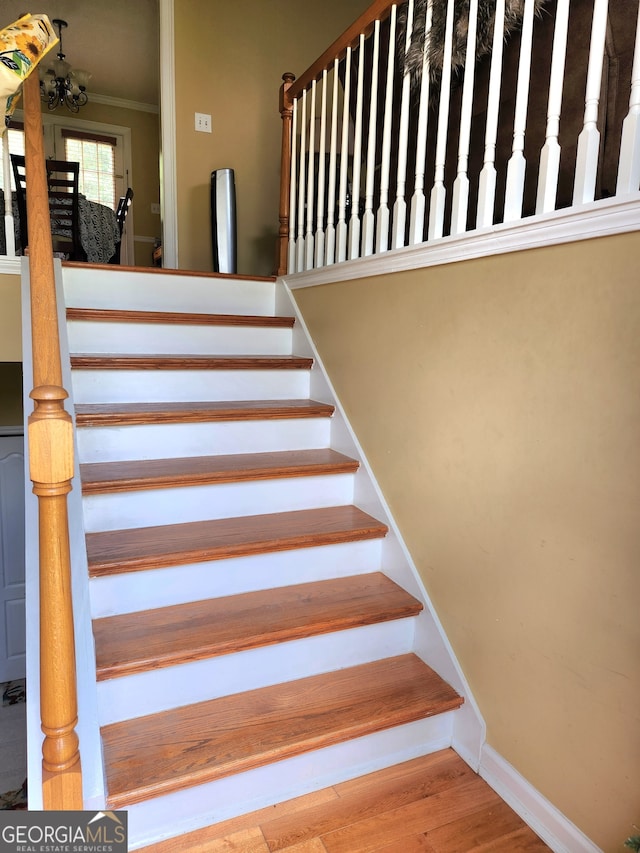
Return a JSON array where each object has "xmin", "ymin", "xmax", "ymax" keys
[
  {"xmin": 0, "ymin": 126, "xmax": 25, "ymax": 191},
  {"xmin": 62, "ymin": 129, "xmax": 117, "ymax": 209}
]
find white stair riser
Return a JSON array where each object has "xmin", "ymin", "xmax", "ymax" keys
[
  {"xmin": 67, "ymin": 321, "xmax": 293, "ymax": 356},
  {"xmin": 63, "ymin": 269, "xmax": 278, "ymax": 316},
  {"xmin": 124, "ymin": 714, "xmax": 455, "ymax": 850},
  {"xmin": 98, "ymin": 619, "xmax": 417, "ymax": 725},
  {"xmin": 82, "ymin": 473, "xmax": 356, "ymax": 532},
  {"xmin": 76, "ymin": 418, "xmax": 332, "ymax": 463},
  {"xmin": 70, "ymin": 369, "xmax": 311, "ymax": 403},
  {"xmin": 89, "ymin": 540, "xmax": 383, "ymax": 618}
]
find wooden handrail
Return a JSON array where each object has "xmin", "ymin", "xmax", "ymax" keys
[
  {"xmin": 22, "ymin": 71, "xmax": 83, "ymax": 809},
  {"xmin": 276, "ymin": 0, "xmax": 396, "ymax": 273},
  {"xmin": 285, "ymin": 0, "xmax": 396, "ymax": 107}
]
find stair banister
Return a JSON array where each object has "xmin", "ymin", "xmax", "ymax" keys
[
  {"xmin": 22, "ymin": 70, "xmax": 83, "ymax": 809},
  {"xmin": 277, "ymin": 0, "xmax": 397, "ymax": 274}
]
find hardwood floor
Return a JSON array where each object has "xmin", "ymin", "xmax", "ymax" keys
[{"xmin": 139, "ymin": 749, "xmax": 551, "ymax": 852}]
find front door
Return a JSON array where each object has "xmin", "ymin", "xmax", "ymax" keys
[{"xmin": 0, "ymin": 433, "xmax": 25, "ymax": 683}]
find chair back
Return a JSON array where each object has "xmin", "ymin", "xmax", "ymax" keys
[
  {"xmin": 10, "ymin": 154, "xmax": 86, "ymax": 261},
  {"xmin": 110, "ymin": 187, "xmax": 134, "ymax": 264}
]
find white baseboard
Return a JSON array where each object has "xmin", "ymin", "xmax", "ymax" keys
[{"xmin": 479, "ymin": 744, "xmax": 602, "ymax": 853}]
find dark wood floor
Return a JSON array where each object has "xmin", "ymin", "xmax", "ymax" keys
[{"xmin": 141, "ymin": 749, "xmax": 551, "ymax": 852}]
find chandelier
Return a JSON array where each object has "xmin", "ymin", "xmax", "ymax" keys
[{"xmin": 39, "ymin": 19, "xmax": 91, "ymax": 113}]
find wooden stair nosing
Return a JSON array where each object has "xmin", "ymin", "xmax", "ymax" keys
[
  {"xmin": 70, "ymin": 354, "xmax": 313, "ymax": 370},
  {"xmin": 102, "ymin": 654, "xmax": 463, "ymax": 809},
  {"xmin": 86, "ymin": 505, "xmax": 388, "ymax": 578},
  {"xmin": 66, "ymin": 307, "xmax": 295, "ymax": 328},
  {"xmin": 74, "ymin": 399, "xmax": 335, "ymax": 427},
  {"xmin": 93, "ymin": 573, "xmax": 423, "ymax": 680},
  {"xmin": 80, "ymin": 449, "xmax": 359, "ymax": 494}
]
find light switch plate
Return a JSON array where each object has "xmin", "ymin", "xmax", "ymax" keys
[{"xmin": 195, "ymin": 112, "xmax": 212, "ymax": 133}]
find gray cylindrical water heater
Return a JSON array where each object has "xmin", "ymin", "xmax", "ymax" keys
[{"xmin": 211, "ymin": 168, "xmax": 237, "ymax": 274}]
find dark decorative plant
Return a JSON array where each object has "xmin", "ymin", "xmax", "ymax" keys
[{"xmin": 625, "ymin": 834, "xmax": 640, "ymax": 851}]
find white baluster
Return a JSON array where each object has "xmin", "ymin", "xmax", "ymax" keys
[
  {"xmin": 315, "ymin": 69, "xmax": 328, "ymax": 267},
  {"xmin": 409, "ymin": 0, "xmax": 433, "ymax": 245},
  {"xmin": 363, "ymin": 20, "xmax": 381, "ymax": 256},
  {"xmin": 348, "ymin": 35, "xmax": 366, "ymax": 260},
  {"xmin": 336, "ymin": 46, "xmax": 352, "ymax": 263},
  {"xmin": 451, "ymin": 0, "xmax": 479, "ymax": 235},
  {"xmin": 536, "ymin": 0, "xmax": 571, "ymax": 213},
  {"xmin": 573, "ymin": 0, "xmax": 609, "ymax": 205},
  {"xmin": 392, "ymin": 0, "xmax": 414, "ymax": 248},
  {"xmin": 326, "ymin": 59, "xmax": 340, "ymax": 266},
  {"xmin": 428, "ymin": 0, "xmax": 455, "ymax": 240},
  {"xmin": 504, "ymin": 0, "xmax": 536, "ymax": 222},
  {"xmin": 305, "ymin": 80, "xmax": 317, "ymax": 270},
  {"xmin": 288, "ymin": 97, "xmax": 298, "ymax": 273},
  {"xmin": 476, "ymin": 0, "xmax": 505, "ymax": 228},
  {"xmin": 2, "ymin": 133, "xmax": 15, "ymax": 257},
  {"xmin": 616, "ymin": 2, "xmax": 640, "ymax": 194},
  {"xmin": 296, "ymin": 88, "xmax": 307, "ymax": 272},
  {"xmin": 376, "ymin": 4, "xmax": 398, "ymax": 254}
]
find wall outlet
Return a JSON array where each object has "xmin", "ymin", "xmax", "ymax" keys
[
  {"xmin": 195, "ymin": 112, "xmax": 212, "ymax": 133},
  {"xmin": 151, "ymin": 203, "xmax": 160, "ymax": 215}
]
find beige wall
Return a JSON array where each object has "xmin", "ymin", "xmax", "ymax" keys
[
  {"xmin": 293, "ymin": 232, "xmax": 640, "ymax": 853},
  {"xmin": 174, "ymin": 0, "xmax": 370, "ymax": 276},
  {"xmin": 0, "ymin": 274, "xmax": 21, "ymax": 361}
]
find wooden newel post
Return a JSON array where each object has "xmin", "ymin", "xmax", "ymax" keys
[
  {"xmin": 277, "ymin": 72, "xmax": 296, "ymax": 276},
  {"xmin": 22, "ymin": 71, "xmax": 83, "ymax": 809}
]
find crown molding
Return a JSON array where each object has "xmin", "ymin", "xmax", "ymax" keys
[{"xmin": 89, "ymin": 92, "xmax": 159, "ymax": 114}]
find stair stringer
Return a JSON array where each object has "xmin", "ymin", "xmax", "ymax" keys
[{"xmin": 277, "ymin": 277, "xmax": 487, "ymax": 770}]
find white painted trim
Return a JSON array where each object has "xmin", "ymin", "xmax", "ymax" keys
[
  {"xmin": 159, "ymin": 0, "xmax": 178, "ymax": 269},
  {"xmin": 284, "ymin": 194, "xmax": 640, "ymax": 288},
  {"xmin": 0, "ymin": 258, "xmax": 20, "ymax": 274},
  {"xmin": 480, "ymin": 744, "xmax": 602, "ymax": 853},
  {"xmin": 89, "ymin": 93, "xmax": 159, "ymax": 114}
]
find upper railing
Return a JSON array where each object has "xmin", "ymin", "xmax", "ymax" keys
[{"xmin": 278, "ymin": 0, "xmax": 640, "ymax": 275}]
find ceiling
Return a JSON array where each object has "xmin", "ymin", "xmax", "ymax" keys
[{"xmin": 1, "ymin": 0, "xmax": 159, "ymax": 106}]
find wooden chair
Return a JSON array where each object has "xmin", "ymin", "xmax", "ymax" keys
[
  {"xmin": 109, "ymin": 188, "xmax": 134, "ymax": 264},
  {"xmin": 11, "ymin": 154, "xmax": 86, "ymax": 261}
]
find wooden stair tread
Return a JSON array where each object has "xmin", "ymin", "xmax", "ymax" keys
[
  {"xmin": 74, "ymin": 399, "xmax": 335, "ymax": 427},
  {"xmin": 102, "ymin": 654, "xmax": 463, "ymax": 808},
  {"xmin": 67, "ymin": 307, "xmax": 295, "ymax": 327},
  {"xmin": 86, "ymin": 505, "xmax": 388, "ymax": 577},
  {"xmin": 93, "ymin": 573, "xmax": 423, "ymax": 680},
  {"xmin": 70, "ymin": 354, "xmax": 313, "ymax": 370},
  {"xmin": 80, "ymin": 449, "xmax": 358, "ymax": 494}
]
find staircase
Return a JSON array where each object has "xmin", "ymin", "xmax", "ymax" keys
[{"xmin": 49, "ymin": 264, "xmax": 483, "ymax": 848}]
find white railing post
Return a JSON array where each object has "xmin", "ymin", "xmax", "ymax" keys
[
  {"xmin": 392, "ymin": 0, "xmax": 414, "ymax": 249},
  {"xmin": 476, "ymin": 0, "xmax": 505, "ymax": 229},
  {"xmin": 428, "ymin": 0, "xmax": 455, "ymax": 240},
  {"xmin": 2, "ymin": 133, "xmax": 15, "ymax": 256},
  {"xmin": 536, "ymin": 0, "xmax": 571, "ymax": 214},
  {"xmin": 363, "ymin": 20, "xmax": 381, "ymax": 256},
  {"xmin": 409, "ymin": 0, "xmax": 433, "ymax": 245},
  {"xmin": 325, "ymin": 59, "xmax": 340, "ymax": 266},
  {"xmin": 315, "ymin": 70, "xmax": 328, "ymax": 267},
  {"xmin": 616, "ymin": 2, "xmax": 640, "ymax": 194},
  {"xmin": 376, "ymin": 4, "xmax": 398, "ymax": 254},
  {"xmin": 348, "ymin": 35, "xmax": 366, "ymax": 260},
  {"xmin": 573, "ymin": 0, "xmax": 609, "ymax": 205},
  {"xmin": 336, "ymin": 46, "xmax": 352, "ymax": 263},
  {"xmin": 288, "ymin": 98, "xmax": 298, "ymax": 273},
  {"xmin": 304, "ymin": 80, "xmax": 317, "ymax": 270},
  {"xmin": 503, "ymin": 0, "xmax": 536, "ymax": 222},
  {"xmin": 451, "ymin": 0, "xmax": 479, "ymax": 235},
  {"xmin": 296, "ymin": 89, "xmax": 307, "ymax": 272}
]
